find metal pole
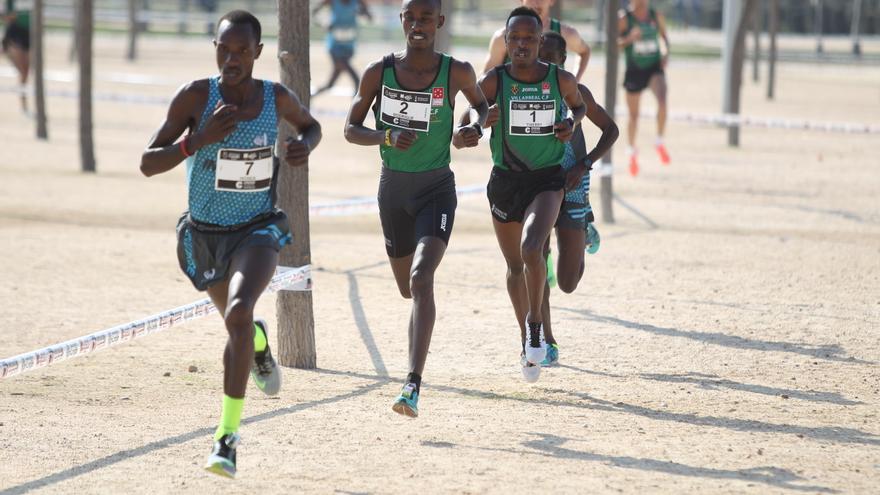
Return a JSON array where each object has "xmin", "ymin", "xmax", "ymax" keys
[
  {"xmin": 600, "ymin": 0, "xmax": 618, "ymax": 224},
  {"xmin": 814, "ymin": 0, "xmax": 823, "ymax": 54}
]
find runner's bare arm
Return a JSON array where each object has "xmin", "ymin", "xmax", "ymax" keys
[
  {"xmin": 344, "ymin": 59, "xmax": 417, "ymax": 150},
  {"xmin": 451, "ymin": 60, "xmax": 488, "ymax": 149},
  {"xmin": 140, "ymin": 80, "xmax": 234, "ymax": 177},
  {"xmin": 482, "ymin": 28, "xmax": 508, "ymax": 75},
  {"xmin": 311, "ymin": 0, "xmax": 330, "ymax": 17},
  {"xmin": 554, "ymin": 69, "xmax": 586, "ymax": 142},
  {"xmin": 459, "ymin": 70, "xmax": 498, "ymax": 129},
  {"xmin": 578, "ymin": 83, "xmax": 618, "ymax": 164},
  {"xmin": 561, "ymin": 24, "xmax": 591, "ymax": 81},
  {"xmin": 657, "ymin": 11, "xmax": 670, "ymax": 67},
  {"xmin": 358, "ymin": 0, "xmax": 373, "ymax": 21},
  {"xmin": 275, "ymin": 83, "xmax": 322, "ymax": 167},
  {"xmin": 618, "ymin": 10, "xmax": 639, "ymax": 48}
]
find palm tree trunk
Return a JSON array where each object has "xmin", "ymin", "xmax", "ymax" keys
[
  {"xmin": 767, "ymin": 0, "xmax": 777, "ymax": 99},
  {"xmin": 127, "ymin": 0, "xmax": 138, "ymax": 60}
]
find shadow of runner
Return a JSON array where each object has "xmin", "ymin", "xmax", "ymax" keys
[
  {"xmin": 0, "ymin": 380, "xmax": 389, "ymax": 495},
  {"xmin": 640, "ymin": 372, "xmax": 865, "ymax": 406},
  {"xmin": 312, "ymin": 369, "xmax": 880, "ymax": 447},
  {"xmin": 521, "ymin": 433, "xmax": 838, "ymax": 493},
  {"xmin": 347, "ymin": 272, "xmax": 389, "ymax": 377},
  {"xmin": 556, "ymin": 307, "xmax": 873, "ymax": 365}
]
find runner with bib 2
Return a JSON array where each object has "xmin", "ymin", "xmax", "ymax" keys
[{"xmin": 344, "ymin": 0, "xmax": 488, "ymax": 418}]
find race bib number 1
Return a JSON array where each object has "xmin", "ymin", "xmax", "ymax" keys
[
  {"xmin": 509, "ymin": 100, "xmax": 556, "ymax": 136},
  {"xmin": 215, "ymin": 146, "xmax": 273, "ymax": 192},
  {"xmin": 379, "ymin": 85, "xmax": 432, "ymax": 132},
  {"xmin": 634, "ymin": 39, "xmax": 660, "ymax": 55}
]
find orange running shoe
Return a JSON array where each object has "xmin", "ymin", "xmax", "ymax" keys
[
  {"xmin": 628, "ymin": 153, "xmax": 640, "ymax": 177},
  {"xmin": 656, "ymin": 143, "xmax": 671, "ymax": 165}
]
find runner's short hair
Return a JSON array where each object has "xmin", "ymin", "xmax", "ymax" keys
[
  {"xmin": 506, "ymin": 7, "xmax": 542, "ymax": 30},
  {"xmin": 542, "ymin": 31, "xmax": 567, "ymax": 57},
  {"xmin": 218, "ymin": 10, "xmax": 261, "ymax": 44}
]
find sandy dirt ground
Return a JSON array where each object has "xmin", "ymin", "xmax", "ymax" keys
[{"xmin": 0, "ymin": 31, "xmax": 878, "ymax": 494}]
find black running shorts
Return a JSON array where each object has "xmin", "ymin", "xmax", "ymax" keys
[
  {"xmin": 377, "ymin": 166, "xmax": 457, "ymax": 258},
  {"xmin": 176, "ymin": 209, "xmax": 292, "ymax": 291},
  {"xmin": 623, "ymin": 63, "xmax": 664, "ymax": 93},
  {"xmin": 487, "ymin": 165, "xmax": 565, "ymax": 223}
]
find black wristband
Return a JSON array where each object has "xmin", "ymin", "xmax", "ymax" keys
[{"xmin": 470, "ymin": 122, "xmax": 483, "ymax": 138}]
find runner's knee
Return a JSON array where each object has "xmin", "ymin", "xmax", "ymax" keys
[
  {"xmin": 409, "ymin": 268, "xmax": 434, "ymax": 300},
  {"xmin": 224, "ymin": 298, "xmax": 256, "ymax": 336}
]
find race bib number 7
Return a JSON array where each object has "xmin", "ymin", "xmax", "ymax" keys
[
  {"xmin": 215, "ymin": 147, "xmax": 273, "ymax": 192},
  {"xmin": 379, "ymin": 85, "xmax": 432, "ymax": 132},
  {"xmin": 509, "ymin": 100, "xmax": 556, "ymax": 136}
]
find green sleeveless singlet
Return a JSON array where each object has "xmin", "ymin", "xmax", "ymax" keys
[
  {"xmin": 490, "ymin": 63, "xmax": 566, "ymax": 172},
  {"xmin": 624, "ymin": 9, "xmax": 662, "ymax": 69},
  {"xmin": 374, "ymin": 53, "xmax": 454, "ymax": 172}
]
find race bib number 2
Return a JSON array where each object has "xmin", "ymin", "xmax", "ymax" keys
[
  {"xmin": 215, "ymin": 147, "xmax": 273, "ymax": 192},
  {"xmin": 509, "ymin": 100, "xmax": 556, "ymax": 136},
  {"xmin": 379, "ymin": 85, "xmax": 432, "ymax": 132}
]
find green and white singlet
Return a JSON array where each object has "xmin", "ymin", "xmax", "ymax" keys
[
  {"xmin": 490, "ymin": 63, "xmax": 566, "ymax": 172},
  {"xmin": 624, "ymin": 9, "xmax": 662, "ymax": 69},
  {"xmin": 374, "ymin": 53, "xmax": 454, "ymax": 173}
]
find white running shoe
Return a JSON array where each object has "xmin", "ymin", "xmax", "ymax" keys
[
  {"xmin": 524, "ymin": 322, "xmax": 547, "ymax": 365},
  {"xmin": 521, "ymin": 353, "xmax": 541, "ymax": 383}
]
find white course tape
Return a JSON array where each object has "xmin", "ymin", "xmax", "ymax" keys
[
  {"xmin": 0, "ymin": 264, "xmax": 311, "ymax": 380},
  {"xmin": 3, "ymin": 84, "xmax": 877, "ymax": 135}
]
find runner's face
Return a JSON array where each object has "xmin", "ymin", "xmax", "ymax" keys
[
  {"xmin": 538, "ymin": 42, "xmax": 564, "ymax": 66},
  {"xmin": 521, "ymin": 0, "xmax": 552, "ymax": 18},
  {"xmin": 505, "ymin": 16, "xmax": 542, "ymax": 66},
  {"xmin": 214, "ymin": 21, "xmax": 262, "ymax": 86},
  {"xmin": 400, "ymin": 0, "xmax": 443, "ymax": 49}
]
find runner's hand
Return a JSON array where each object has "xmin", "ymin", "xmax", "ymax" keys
[
  {"xmin": 285, "ymin": 136, "xmax": 311, "ymax": 166},
  {"xmin": 554, "ymin": 118, "xmax": 574, "ymax": 142},
  {"xmin": 564, "ymin": 161, "xmax": 587, "ymax": 192},
  {"xmin": 198, "ymin": 101, "xmax": 238, "ymax": 145},
  {"xmin": 629, "ymin": 26, "xmax": 643, "ymax": 43},
  {"xmin": 453, "ymin": 125, "xmax": 481, "ymax": 149},
  {"xmin": 391, "ymin": 129, "xmax": 418, "ymax": 150},
  {"xmin": 484, "ymin": 104, "xmax": 500, "ymax": 128}
]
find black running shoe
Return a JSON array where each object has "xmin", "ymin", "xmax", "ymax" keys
[
  {"xmin": 204, "ymin": 432, "xmax": 240, "ymax": 478},
  {"xmin": 251, "ymin": 319, "xmax": 281, "ymax": 396}
]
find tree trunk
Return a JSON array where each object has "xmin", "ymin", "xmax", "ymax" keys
[
  {"xmin": 32, "ymin": 0, "xmax": 48, "ymax": 140},
  {"xmin": 751, "ymin": 0, "xmax": 761, "ymax": 83},
  {"xmin": 436, "ymin": 0, "xmax": 452, "ymax": 53},
  {"xmin": 767, "ymin": 0, "xmax": 777, "ymax": 100},
  {"xmin": 814, "ymin": 0, "xmax": 823, "ymax": 54},
  {"xmin": 127, "ymin": 0, "xmax": 138, "ymax": 60},
  {"xmin": 79, "ymin": 0, "xmax": 96, "ymax": 172},
  {"xmin": 595, "ymin": 0, "xmax": 606, "ymax": 49},
  {"xmin": 851, "ymin": 0, "xmax": 862, "ymax": 56},
  {"xmin": 727, "ymin": 0, "xmax": 758, "ymax": 146},
  {"xmin": 600, "ymin": 0, "xmax": 618, "ymax": 224},
  {"xmin": 276, "ymin": 0, "xmax": 316, "ymax": 369}
]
